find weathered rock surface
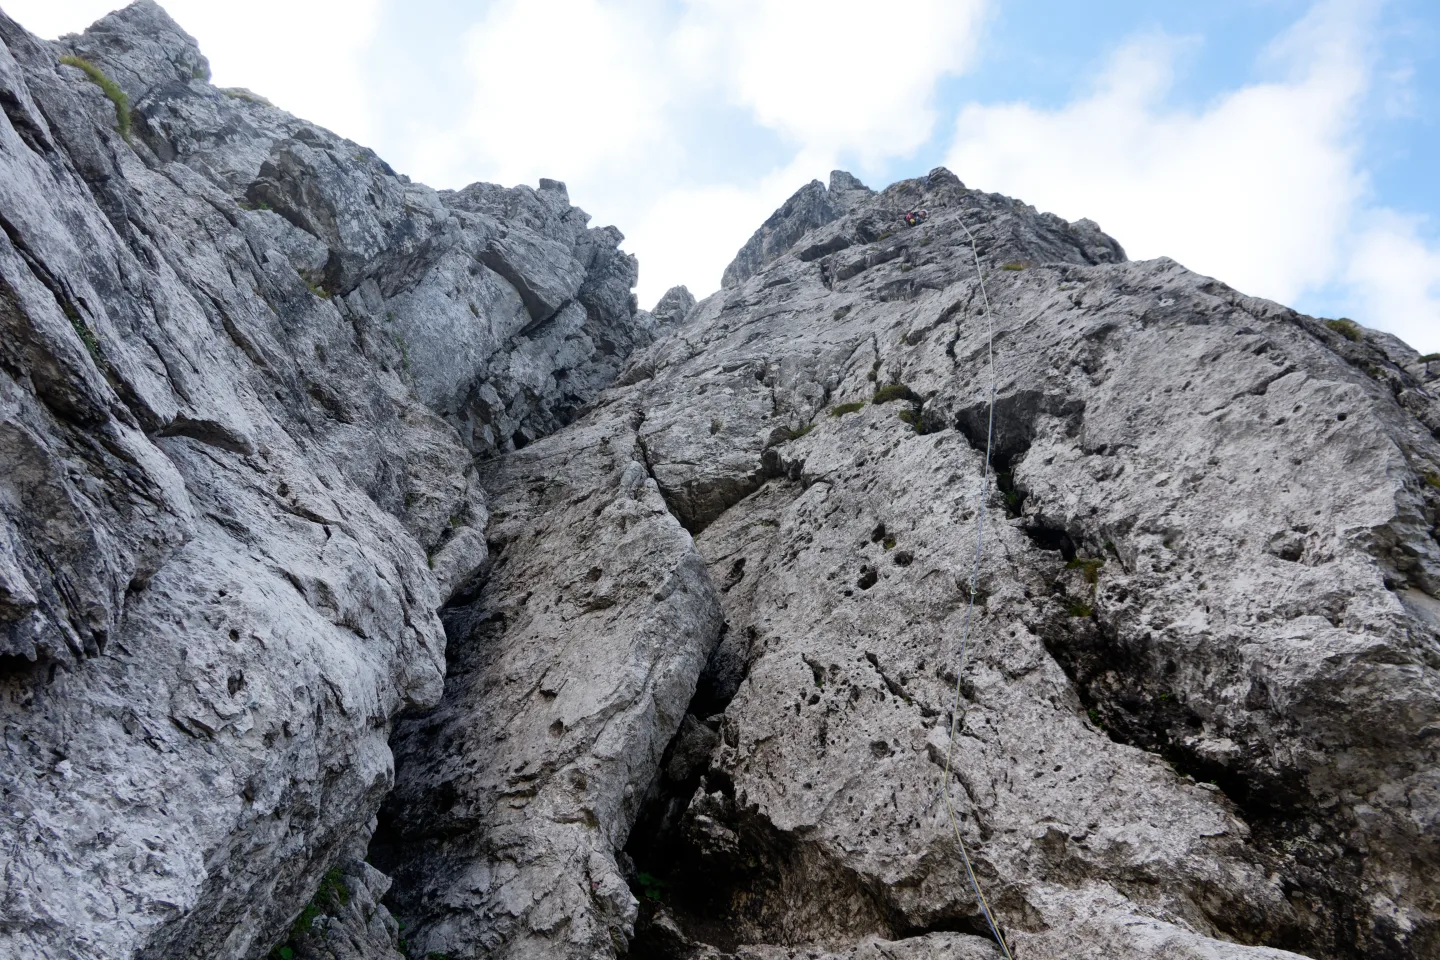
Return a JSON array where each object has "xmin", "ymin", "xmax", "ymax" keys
[
  {"xmin": 606, "ymin": 169, "xmax": 1440, "ymax": 960},
  {"xmin": 371, "ymin": 402, "xmax": 724, "ymax": 958},
  {"xmin": 3, "ymin": 4, "xmax": 1439, "ymax": 960},
  {"xmin": 0, "ymin": 3, "xmax": 644, "ymax": 959},
  {"xmin": 384, "ymin": 169, "xmax": 1437, "ymax": 960}
]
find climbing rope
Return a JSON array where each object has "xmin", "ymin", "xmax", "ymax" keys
[{"xmin": 940, "ymin": 212, "xmax": 1016, "ymax": 960}]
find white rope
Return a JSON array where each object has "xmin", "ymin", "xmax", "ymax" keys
[{"xmin": 940, "ymin": 211, "xmax": 1015, "ymax": 960}]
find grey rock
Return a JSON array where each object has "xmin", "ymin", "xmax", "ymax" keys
[
  {"xmin": 652, "ymin": 285, "xmax": 698, "ymax": 327},
  {"xmin": 440, "ymin": 172, "xmax": 1428, "ymax": 960},
  {"xmin": 3, "ymin": 4, "xmax": 1438, "ymax": 960},
  {"xmin": 373, "ymin": 404, "xmax": 724, "ymax": 960},
  {"xmin": 269, "ymin": 858, "xmax": 407, "ymax": 960},
  {"xmin": 0, "ymin": 4, "xmax": 643, "ymax": 959},
  {"xmin": 721, "ymin": 178, "xmax": 840, "ymax": 289},
  {"xmin": 554, "ymin": 170, "xmax": 1432, "ymax": 960}
]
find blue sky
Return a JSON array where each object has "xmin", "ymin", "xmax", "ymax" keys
[{"xmin": 12, "ymin": 0, "xmax": 1439, "ymax": 351}]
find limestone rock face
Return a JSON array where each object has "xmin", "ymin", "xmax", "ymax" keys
[
  {"xmin": 372, "ymin": 404, "xmax": 724, "ymax": 959},
  {"xmin": 370, "ymin": 167, "xmax": 1439, "ymax": 960},
  {"xmin": 0, "ymin": 4, "xmax": 642, "ymax": 959},
  {"xmin": 606, "ymin": 170, "xmax": 1440, "ymax": 960},
  {"xmin": 3, "ymin": 4, "xmax": 1439, "ymax": 960}
]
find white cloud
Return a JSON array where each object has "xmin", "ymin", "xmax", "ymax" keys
[
  {"xmin": 1344, "ymin": 212, "xmax": 1440, "ymax": 352},
  {"xmin": 625, "ymin": 148, "xmax": 838, "ymax": 303},
  {"xmin": 398, "ymin": 0, "xmax": 990, "ymax": 308},
  {"xmin": 940, "ymin": 0, "xmax": 1436, "ymax": 352},
  {"xmin": 423, "ymin": 0, "xmax": 675, "ymax": 190},
  {"xmin": 945, "ymin": 5, "xmax": 1367, "ymax": 306},
  {"xmin": 1, "ymin": 1, "xmax": 120, "ymax": 40},
  {"xmin": 676, "ymin": 0, "xmax": 986, "ymax": 161},
  {"xmin": 5, "ymin": 0, "xmax": 381, "ymax": 143}
]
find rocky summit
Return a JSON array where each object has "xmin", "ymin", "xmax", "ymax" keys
[{"xmin": 1, "ymin": 4, "xmax": 1437, "ymax": 960}]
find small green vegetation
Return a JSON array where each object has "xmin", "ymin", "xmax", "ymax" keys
[
  {"xmin": 222, "ymin": 87, "xmax": 272, "ymax": 105},
  {"xmin": 1086, "ymin": 707, "xmax": 1105, "ymax": 729},
  {"xmin": 1066, "ymin": 556, "xmax": 1105, "ymax": 586},
  {"xmin": 896, "ymin": 406, "xmax": 926, "ymax": 434},
  {"xmin": 867, "ymin": 358, "xmax": 881, "ymax": 382},
  {"xmin": 995, "ymin": 470, "xmax": 1024, "ymax": 515},
  {"xmin": 1425, "ymin": 471, "xmax": 1440, "ymax": 490},
  {"xmin": 882, "ymin": 535, "xmax": 897, "ymax": 550},
  {"xmin": 58, "ymin": 55, "xmax": 131, "ymax": 141},
  {"xmin": 1068, "ymin": 600, "xmax": 1094, "ymax": 618},
  {"xmin": 778, "ymin": 423, "xmax": 814, "ymax": 441},
  {"xmin": 268, "ymin": 869, "xmax": 349, "ymax": 960},
  {"xmin": 1000, "ymin": 262, "xmax": 1026, "ymax": 271},
  {"xmin": 1325, "ymin": 318, "xmax": 1362, "ymax": 342},
  {"xmin": 1420, "ymin": 352, "xmax": 1440, "ymax": 363},
  {"xmin": 305, "ymin": 279, "xmax": 331, "ymax": 299},
  {"xmin": 393, "ymin": 334, "xmax": 411, "ymax": 371},
  {"xmin": 900, "ymin": 263, "xmax": 914, "ymax": 273},
  {"xmin": 872, "ymin": 383, "xmax": 919, "ymax": 405},
  {"xmin": 69, "ymin": 314, "xmax": 105, "ymax": 365},
  {"xmin": 830, "ymin": 401, "xmax": 865, "ymax": 417},
  {"xmin": 636, "ymin": 871, "xmax": 668, "ymax": 902}
]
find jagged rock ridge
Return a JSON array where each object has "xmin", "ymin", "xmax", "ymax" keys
[{"xmin": 1, "ymin": 4, "xmax": 1438, "ymax": 960}]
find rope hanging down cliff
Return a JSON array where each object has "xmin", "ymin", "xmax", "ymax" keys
[{"xmin": 940, "ymin": 212, "xmax": 1016, "ymax": 960}]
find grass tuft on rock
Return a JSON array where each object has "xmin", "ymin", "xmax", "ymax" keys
[
  {"xmin": 222, "ymin": 86, "xmax": 271, "ymax": 106},
  {"xmin": 1325, "ymin": 318, "xmax": 1362, "ymax": 342},
  {"xmin": 778, "ymin": 423, "xmax": 814, "ymax": 441},
  {"xmin": 267, "ymin": 868, "xmax": 350, "ymax": 960},
  {"xmin": 1066, "ymin": 556, "xmax": 1105, "ymax": 586},
  {"xmin": 897, "ymin": 407, "xmax": 926, "ymax": 434},
  {"xmin": 1000, "ymin": 262, "xmax": 1026, "ymax": 271},
  {"xmin": 69, "ymin": 314, "xmax": 105, "ymax": 365},
  {"xmin": 872, "ymin": 383, "xmax": 919, "ymax": 405},
  {"xmin": 58, "ymin": 55, "xmax": 131, "ymax": 141},
  {"xmin": 830, "ymin": 401, "xmax": 865, "ymax": 417}
]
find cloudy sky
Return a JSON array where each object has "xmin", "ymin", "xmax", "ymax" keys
[{"xmin": 10, "ymin": 0, "xmax": 1439, "ymax": 351}]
